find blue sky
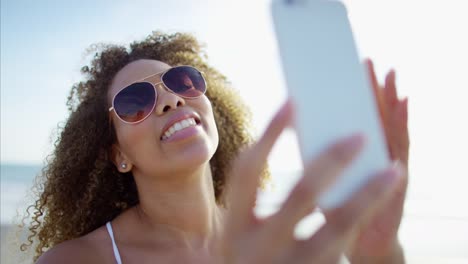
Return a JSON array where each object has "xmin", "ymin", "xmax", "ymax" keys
[
  {"xmin": 1, "ymin": 0, "xmax": 286, "ymax": 164},
  {"xmin": 2, "ymin": 0, "xmax": 468, "ymax": 259}
]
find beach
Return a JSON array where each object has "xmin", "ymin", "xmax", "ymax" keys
[
  {"xmin": 1, "ymin": 223, "xmax": 33, "ymax": 264},
  {"xmin": 1, "ymin": 224, "xmax": 13, "ymax": 264},
  {"xmin": 1, "ymin": 164, "xmax": 41, "ymax": 264}
]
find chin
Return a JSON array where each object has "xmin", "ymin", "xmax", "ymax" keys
[{"xmin": 173, "ymin": 139, "xmax": 217, "ymax": 169}]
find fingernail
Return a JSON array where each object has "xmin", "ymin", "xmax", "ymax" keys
[
  {"xmin": 384, "ymin": 160, "xmax": 403, "ymax": 184},
  {"xmin": 343, "ymin": 133, "xmax": 366, "ymax": 152}
]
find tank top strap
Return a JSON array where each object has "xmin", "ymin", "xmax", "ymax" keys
[{"xmin": 106, "ymin": 221, "xmax": 123, "ymax": 264}]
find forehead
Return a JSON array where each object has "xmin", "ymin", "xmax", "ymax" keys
[{"xmin": 108, "ymin": 59, "xmax": 171, "ymax": 98}]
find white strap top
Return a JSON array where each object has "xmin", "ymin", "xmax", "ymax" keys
[
  {"xmin": 106, "ymin": 222, "xmax": 123, "ymax": 264},
  {"xmin": 105, "ymin": 221, "xmax": 349, "ymax": 264}
]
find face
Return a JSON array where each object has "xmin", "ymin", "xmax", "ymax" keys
[{"xmin": 108, "ymin": 59, "xmax": 219, "ymax": 179}]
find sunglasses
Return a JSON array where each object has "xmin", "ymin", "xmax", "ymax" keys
[{"xmin": 109, "ymin": 65, "xmax": 207, "ymax": 124}]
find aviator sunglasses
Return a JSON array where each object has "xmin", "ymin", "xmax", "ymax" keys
[{"xmin": 109, "ymin": 65, "xmax": 207, "ymax": 124}]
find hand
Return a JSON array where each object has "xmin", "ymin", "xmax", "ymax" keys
[
  {"xmin": 346, "ymin": 59, "xmax": 410, "ymax": 263},
  {"xmin": 217, "ymin": 100, "xmax": 403, "ymax": 264}
]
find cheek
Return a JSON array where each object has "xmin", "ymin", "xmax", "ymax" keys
[
  {"xmin": 115, "ymin": 122, "xmax": 159, "ymax": 162},
  {"xmin": 208, "ymin": 112, "xmax": 219, "ymax": 150},
  {"xmin": 201, "ymin": 98, "xmax": 219, "ymax": 149}
]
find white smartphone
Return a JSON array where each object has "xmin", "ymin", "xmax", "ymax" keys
[{"xmin": 271, "ymin": 0, "xmax": 390, "ymax": 209}]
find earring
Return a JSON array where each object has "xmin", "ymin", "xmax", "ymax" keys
[{"xmin": 120, "ymin": 163, "xmax": 127, "ymax": 169}]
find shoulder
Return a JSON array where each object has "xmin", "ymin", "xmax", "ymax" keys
[
  {"xmin": 35, "ymin": 238, "xmax": 94, "ymax": 264},
  {"xmin": 36, "ymin": 225, "xmax": 112, "ymax": 264}
]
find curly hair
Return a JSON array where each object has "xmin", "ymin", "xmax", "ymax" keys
[{"xmin": 20, "ymin": 31, "xmax": 269, "ymax": 262}]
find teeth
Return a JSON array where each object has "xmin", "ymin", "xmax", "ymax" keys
[{"xmin": 162, "ymin": 117, "xmax": 198, "ymax": 140}]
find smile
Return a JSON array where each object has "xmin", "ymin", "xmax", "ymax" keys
[{"xmin": 161, "ymin": 117, "xmax": 199, "ymax": 141}]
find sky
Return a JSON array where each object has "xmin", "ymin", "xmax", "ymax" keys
[{"xmin": 1, "ymin": 0, "xmax": 468, "ymax": 259}]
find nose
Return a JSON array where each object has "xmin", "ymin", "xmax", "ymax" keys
[{"xmin": 154, "ymin": 83, "xmax": 185, "ymax": 115}]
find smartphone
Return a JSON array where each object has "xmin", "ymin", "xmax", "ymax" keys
[{"xmin": 271, "ymin": 0, "xmax": 390, "ymax": 209}]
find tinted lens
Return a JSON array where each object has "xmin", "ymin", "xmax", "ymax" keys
[
  {"xmin": 162, "ymin": 66, "xmax": 206, "ymax": 97},
  {"xmin": 114, "ymin": 82, "xmax": 156, "ymax": 123}
]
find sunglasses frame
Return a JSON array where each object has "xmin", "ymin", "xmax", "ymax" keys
[{"xmin": 108, "ymin": 65, "xmax": 207, "ymax": 124}]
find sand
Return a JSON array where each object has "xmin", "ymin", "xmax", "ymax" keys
[{"xmin": 1, "ymin": 224, "xmax": 35, "ymax": 264}]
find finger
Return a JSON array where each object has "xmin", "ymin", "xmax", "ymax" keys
[
  {"xmin": 294, "ymin": 163, "xmax": 402, "ymax": 261},
  {"xmin": 384, "ymin": 70, "xmax": 399, "ymax": 108},
  {"xmin": 365, "ymin": 59, "xmax": 387, "ymax": 126},
  {"xmin": 400, "ymin": 97, "xmax": 409, "ymax": 126},
  {"xmin": 365, "ymin": 59, "xmax": 380, "ymax": 94},
  {"xmin": 226, "ymin": 99, "xmax": 294, "ymax": 234},
  {"xmin": 326, "ymin": 163, "xmax": 402, "ymax": 235},
  {"xmin": 366, "ymin": 60, "xmax": 400, "ymax": 161},
  {"xmin": 400, "ymin": 98, "xmax": 410, "ymax": 163},
  {"xmin": 384, "ymin": 91, "xmax": 408, "ymax": 161},
  {"xmin": 263, "ymin": 134, "xmax": 366, "ymax": 244},
  {"xmin": 367, "ymin": 161, "xmax": 409, "ymax": 241},
  {"xmin": 388, "ymin": 98, "xmax": 410, "ymax": 164}
]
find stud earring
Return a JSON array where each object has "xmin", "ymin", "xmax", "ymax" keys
[{"xmin": 120, "ymin": 163, "xmax": 127, "ymax": 169}]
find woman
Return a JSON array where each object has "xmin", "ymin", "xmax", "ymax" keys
[{"xmin": 22, "ymin": 32, "xmax": 409, "ymax": 263}]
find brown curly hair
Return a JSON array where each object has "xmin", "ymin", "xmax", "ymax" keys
[{"xmin": 20, "ymin": 31, "xmax": 269, "ymax": 262}]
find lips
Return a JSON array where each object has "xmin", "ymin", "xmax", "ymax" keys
[{"xmin": 160, "ymin": 112, "xmax": 201, "ymax": 141}]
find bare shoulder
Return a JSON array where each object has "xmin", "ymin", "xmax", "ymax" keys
[{"xmin": 36, "ymin": 225, "xmax": 112, "ymax": 264}]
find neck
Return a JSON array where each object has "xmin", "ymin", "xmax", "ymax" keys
[{"xmin": 132, "ymin": 163, "xmax": 223, "ymax": 250}]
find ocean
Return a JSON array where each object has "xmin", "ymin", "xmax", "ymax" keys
[
  {"xmin": 1, "ymin": 164, "xmax": 42, "ymax": 225},
  {"xmin": 0, "ymin": 163, "xmax": 297, "ymax": 226},
  {"xmin": 0, "ymin": 163, "xmax": 302, "ymax": 226}
]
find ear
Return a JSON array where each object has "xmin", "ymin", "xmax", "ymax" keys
[{"xmin": 111, "ymin": 144, "xmax": 133, "ymax": 173}]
